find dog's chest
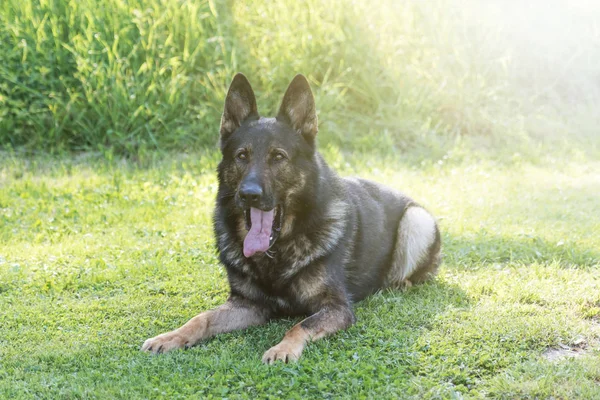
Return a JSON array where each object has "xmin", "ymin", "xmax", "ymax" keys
[
  {"xmin": 231, "ymin": 254, "xmax": 323, "ymax": 315},
  {"xmin": 219, "ymin": 228, "xmax": 331, "ymax": 315}
]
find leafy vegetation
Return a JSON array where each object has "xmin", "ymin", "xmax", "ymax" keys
[{"xmin": 2, "ymin": 0, "xmax": 599, "ymax": 156}]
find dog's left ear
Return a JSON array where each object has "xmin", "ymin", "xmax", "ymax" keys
[
  {"xmin": 277, "ymin": 74, "xmax": 318, "ymax": 140},
  {"xmin": 220, "ymin": 73, "xmax": 259, "ymax": 144}
]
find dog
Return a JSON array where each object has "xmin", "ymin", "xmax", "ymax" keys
[{"xmin": 141, "ymin": 73, "xmax": 441, "ymax": 363}]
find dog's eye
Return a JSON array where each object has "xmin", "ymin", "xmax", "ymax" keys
[
  {"xmin": 236, "ymin": 151, "xmax": 248, "ymax": 161},
  {"xmin": 272, "ymin": 151, "xmax": 287, "ymax": 162}
]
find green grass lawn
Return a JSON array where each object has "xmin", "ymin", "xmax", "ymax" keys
[
  {"xmin": 1, "ymin": 151, "xmax": 599, "ymax": 399},
  {"xmin": 2, "ymin": 0, "xmax": 599, "ymax": 397}
]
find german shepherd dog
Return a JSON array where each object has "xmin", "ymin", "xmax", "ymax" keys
[{"xmin": 141, "ymin": 74, "xmax": 441, "ymax": 363}]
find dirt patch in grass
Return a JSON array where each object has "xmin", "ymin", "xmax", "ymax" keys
[{"xmin": 542, "ymin": 337, "xmax": 592, "ymax": 361}]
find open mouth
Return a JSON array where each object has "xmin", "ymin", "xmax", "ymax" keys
[{"xmin": 243, "ymin": 205, "xmax": 282, "ymax": 258}]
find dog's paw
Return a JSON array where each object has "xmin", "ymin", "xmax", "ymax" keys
[
  {"xmin": 141, "ymin": 331, "xmax": 189, "ymax": 354},
  {"xmin": 262, "ymin": 341, "xmax": 303, "ymax": 364}
]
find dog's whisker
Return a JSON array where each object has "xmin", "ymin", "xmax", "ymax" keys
[{"xmin": 217, "ymin": 192, "xmax": 236, "ymax": 200}]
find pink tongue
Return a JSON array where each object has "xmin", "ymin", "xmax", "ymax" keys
[{"xmin": 243, "ymin": 207, "xmax": 275, "ymax": 257}]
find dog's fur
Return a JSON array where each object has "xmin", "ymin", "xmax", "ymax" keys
[{"xmin": 141, "ymin": 74, "xmax": 441, "ymax": 363}]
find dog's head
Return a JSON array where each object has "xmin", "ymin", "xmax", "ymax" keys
[{"xmin": 217, "ymin": 74, "xmax": 318, "ymax": 257}]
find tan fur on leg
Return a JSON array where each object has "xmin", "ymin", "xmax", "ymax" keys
[
  {"xmin": 141, "ymin": 300, "xmax": 268, "ymax": 354},
  {"xmin": 262, "ymin": 306, "xmax": 355, "ymax": 364}
]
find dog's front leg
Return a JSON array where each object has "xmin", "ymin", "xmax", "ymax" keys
[
  {"xmin": 262, "ymin": 306, "xmax": 355, "ymax": 364},
  {"xmin": 141, "ymin": 298, "xmax": 269, "ymax": 354}
]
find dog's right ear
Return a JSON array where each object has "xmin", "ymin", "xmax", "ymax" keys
[
  {"xmin": 277, "ymin": 74, "xmax": 318, "ymax": 142},
  {"xmin": 220, "ymin": 73, "xmax": 259, "ymax": 143}
]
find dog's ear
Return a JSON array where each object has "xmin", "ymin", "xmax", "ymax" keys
[
  {"xmin": 277, "ymin": 74, "xmax": 318, "ymax": 140},
  {"xmin": 220, "ymin": 73, "xmax": 259, "ymax": 142}
]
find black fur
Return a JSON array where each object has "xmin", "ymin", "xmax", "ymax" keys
[
  {"xmin": 214, "ymin": 73, "xmax": 441, "ymax": 320},
  {"xmin": 142, "ymin": 73, "xmax": 442, "ymax": 362}
]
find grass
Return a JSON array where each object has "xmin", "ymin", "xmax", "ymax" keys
[
  {"xmin": 2, "ymin": 0, "xmax": 600, "ymax": 397},
  {"xmin": 1, "ymin": 150, "xmax": 599, "ymax": 399},
  {"xmin": 2, "ymin": 0, "xmax": 600, "ymax": 157}
]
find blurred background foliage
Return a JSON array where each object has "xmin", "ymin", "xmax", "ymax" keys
[{"xmin": 1, "ymin": 0, "xmax": 599, "ymax": 158}]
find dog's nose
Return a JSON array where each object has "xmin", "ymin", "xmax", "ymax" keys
[{"xmin": 239, "ymin": 182, "xmax": 263, "ymax": 206}]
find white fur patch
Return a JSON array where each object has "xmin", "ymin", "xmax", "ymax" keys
[{"xmin": 392, "ymin": 206, "xmax": 437, "ymax": 282}]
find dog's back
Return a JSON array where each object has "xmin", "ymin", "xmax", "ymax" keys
[{"xmin": 335, "ymin": 177, "xmax": 441, "ymax": 300}]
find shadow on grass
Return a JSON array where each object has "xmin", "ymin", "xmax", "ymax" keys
[
  {"xmin": 443, "ymin": 232, "xmax": 599, "ymax": 269},
  {"xmin": 321, "ymin": 279, "xmax": 471, "ymax": 368},
  {"xmin": 178, "ymin": 279, "xmax": 471, "ymax": 366}
]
